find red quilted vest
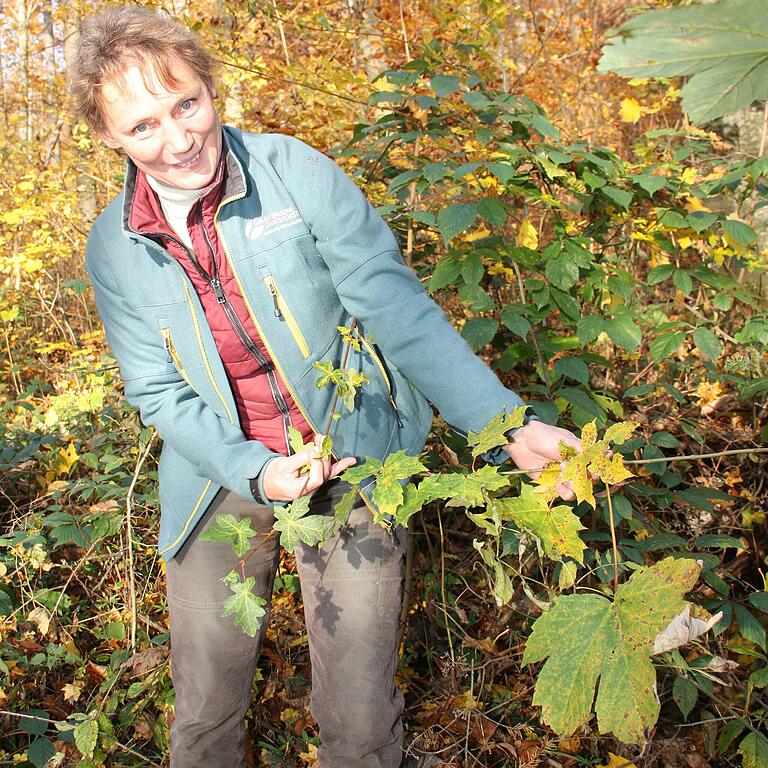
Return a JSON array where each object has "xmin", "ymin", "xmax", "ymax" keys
[{"xmin": 128, "ymin": 160, "xmax": 313, "ymax": 455}]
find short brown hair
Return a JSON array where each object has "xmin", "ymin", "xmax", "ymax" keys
[{"xmin": 70, "ymin": 6, "xmax": 216, "ymax": 133}]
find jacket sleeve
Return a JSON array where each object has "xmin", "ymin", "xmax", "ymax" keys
[
  {"xmin": 85, "ymin": 227, "xmax": 280, "ymax": 499},
  {"xmin": 279, "ymin": 137, "xmax": 529, "ymax": 439}
]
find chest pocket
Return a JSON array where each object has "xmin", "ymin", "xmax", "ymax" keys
[{"xmin": 259, "ymin": 268, "xmax": 311, "ymax": 359}]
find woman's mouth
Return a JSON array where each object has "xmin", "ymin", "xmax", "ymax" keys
[{"xmin": 176, "ymin": 149, "xmax": 202, "ymax": 168}]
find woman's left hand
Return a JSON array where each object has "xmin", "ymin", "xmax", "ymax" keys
[{"xmin": 502, "ymin": 420, "xmax": 582, "ymax": 500}]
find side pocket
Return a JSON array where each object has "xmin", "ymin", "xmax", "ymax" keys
[
  {"xmin": 158, "ymin": 321, "xmax": 194, "ymax": 389},
  {"xmin": 260, "ymin": 271, "xmax": 311, "ymax": 359},
  {"xmin": 353, "ymin": 327, "xmax": 402, "ymax": 428}
]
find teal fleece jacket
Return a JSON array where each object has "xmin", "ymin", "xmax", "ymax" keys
[{"xmin": 85, "ymin": 127, "xmax": 529, "ymax": 559}]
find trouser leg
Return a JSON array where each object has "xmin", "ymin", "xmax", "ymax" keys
[
  {"xmin": 295, "ymin": 480, "xmax": 407, "ymax": 768},
  {"xmin": 165, "ymin": 489, "xmax": 280, "ymax": 768}
]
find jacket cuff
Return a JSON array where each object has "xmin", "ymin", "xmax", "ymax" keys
[
  {"xmin": 250, "ymin": 456, "xmax": 280, "ymax": 506},
  {"xmin": 481, "ymin": 406, "xmax": 540, "ymax": 465}
]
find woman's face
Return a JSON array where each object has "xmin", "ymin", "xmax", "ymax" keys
[{"xmin": 98, "ymin": 57, "xmax": 222, "ymax": 190}]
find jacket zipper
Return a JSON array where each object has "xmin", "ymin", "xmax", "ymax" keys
[
  {"xmin": 262, "ymin": 274, "xmax": 311, "ymax": 359},
  {"xmin": 193, "ymin": 202, "xmax": 293, "ymax": 453}
]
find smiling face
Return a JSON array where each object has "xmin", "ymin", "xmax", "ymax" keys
[{"xmin": 98, "ymin": 57, "xmax": 222, "ymax": 190}]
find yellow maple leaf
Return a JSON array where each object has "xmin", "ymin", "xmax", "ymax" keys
[
  {"xmin": 517, "ymin": 218, "xmax": 538, "ymax": 250},
  {"xmin": 62, "ymin": 681, "xmax": 83, "ymax": 703},
  {"xmin": 598, "ymin": 753, "xmax": 638, "ymax": 768},
  {"xmin": 620, "ymin": 98, "xmax": 643, "ymax": 123},
  {"xmin": 680, "ymin": 167, "xmax": 697, "ymax": 185}
]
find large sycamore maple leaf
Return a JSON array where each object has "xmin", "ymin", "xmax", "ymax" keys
[
  {"xmin": 492, "ymin": 484, "xmax": 586, "ymax": 564},
  {"xmin": 523, "ymin": 557, "xmax": 701, "ymax": 744}
]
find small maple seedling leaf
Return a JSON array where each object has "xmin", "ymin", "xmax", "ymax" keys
[
  {"xmin": 493, "ymin": 484, "xmax": 586, "ymax": 564},
  {"xmin": 273, "ymin": 496, "xmax": 336, "ymax": 552},
  {"xmin": 523, "ymin": 557, "xmax": 701, "ymax": 744},
  {"xmin": 200, "ymin": 513, "xmax": 257, "ymax": 557},
  {"xmin": 221, "ymin": 574, "xmax": 267, "ymax": 637},
  {"xmin": 467, "ymin": 406, "xmax": 528, "ymax": 458}
]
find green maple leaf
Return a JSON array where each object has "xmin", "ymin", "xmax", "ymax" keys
[
  {"xmin": 595, "ymin": 644, "xmax": 658, "ymax": 744},
  {"xmin": 221, "ymin": 575, "xmax": 267, "ymax": 637},
  {"xmin": 373, "ymin": 472, "xmax": 405, "ymax": 521},
  {"xmin": 334, "ymin": 486, "xmax": 358, "ymax": 525},
  {"xmin": 614, "ymin": 557, "xmax": 701, "ymax": 648},
  {"xmin": 392, "ymin": 483, "xmax": 429, "ymax": 526},
  {"xmin": 493, "ymin": 484, "xmax": 586, "ymax": 564},
  {"xmin": 739, "ymin": 731, "xmax": 768, "ymax": 768},
  {"xmin": 523, "ymin": 557, "xmax": 701, "ymax": 744},
  {"xmin": 428, "ymin": 464, "xmax": 510, "ymax": 507},
  {"xmin": 466, "ymin": 406, "xmax": 528, "ymax": 458},
  {"xmin": 526, "ymin": 593, "xmax": 616, "ymax": 736},
  {"xmin": 382, "ymin": 450, "xmax": 428, "ymax": 478},
  {"xmin": 341, "ymin": 451, "xmax": 427, "ymax": 522},
  {"xmin": 200, "ymin": 513, "xmax": 257, "ymax": 557},
  {"xmin": 341, "ymin": 457, "xmax": 383, "ymax": 486},
  {"xmin": 272, "ymin": 496, "xmax": 336, "ymax": 552}
]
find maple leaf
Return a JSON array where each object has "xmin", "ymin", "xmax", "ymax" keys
[
  {"xmin": 493, "ymin": 484, "xmax": 586, "ymax": 564},
  {"xmin": 272, "ymin": 496, "xmax": 336, "ymax": 552},
  {"xmin": 341, "ymin": 457, "xmax": 383, "ymax": 485},
  {"xmin": 221, "ymin": 574, "xmax": 267, "ymax": 637},
  {"xmin": 422, "ymin": 464, "xmax": 510, "ymax": 507},
  {"xmin": 200, "ymin": 513, "xmax": 257, "ymax": 557},
  {"xmin": 341, "ymin": 451, "xmax": 427, "ymax": 522},
  {"xmin": 466, "ymin": 406, "xmax": 527, "ymax": 458},
  {"xmin": 334, "ymin": 486, "xmax": 358, "ymax": 525},
  {"xmin": 62, "ymin": 681, "xmax": 82, "ymax": 703},
  {"xmin": 524, "ymin": 557, "xmax": 701, "ymax": 744},
  {"xmin": 390, "ymin": 483, "xmax": 428, "ymax": 526}
]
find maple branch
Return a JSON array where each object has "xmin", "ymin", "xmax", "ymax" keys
[{"xmin": 498, "ymin": 446, "xmax": 768, "ymax": 477}]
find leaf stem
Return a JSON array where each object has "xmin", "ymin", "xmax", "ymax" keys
[{"xmin": 605, "ymin": 484, "xmax": 619, "ymax": 592}]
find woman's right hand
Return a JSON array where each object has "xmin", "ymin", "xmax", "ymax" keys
[{"xmin": 261, "ymin": 433, "xmax": 356, "ymax": 502}]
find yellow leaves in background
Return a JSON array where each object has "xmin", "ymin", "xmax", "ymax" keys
[
  {"xmin": 47, "ymin": 442, "xmax": 79, "ymax": 481},
  {"xmin": 517, "ymin": 217, "xmax": 539, "ymax": 249},
  {"xmin": 598, "ymin": 754, "xmax": 638, "ymax": 768},
  {"xmin": 620, "ymin": 97, "xmax": 643, "ymax": 123}
]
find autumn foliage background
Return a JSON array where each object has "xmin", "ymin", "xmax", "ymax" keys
[{"xmin": 1, "ymin": 1, "xmax": 767, "ymax": 767}]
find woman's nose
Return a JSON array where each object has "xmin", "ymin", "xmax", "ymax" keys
[{"xmin": 163, "ymin": 120, "xmax": 193, "ymax": 155}]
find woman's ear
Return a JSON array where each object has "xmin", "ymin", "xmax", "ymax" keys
[{"xmin": 98, "ymin": 129, "xmax": 122, "ymax": 150}]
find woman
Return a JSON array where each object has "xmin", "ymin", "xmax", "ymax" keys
[{"xmin": 72, "ymin": 7, "xmax": 581, "ymax": 767}]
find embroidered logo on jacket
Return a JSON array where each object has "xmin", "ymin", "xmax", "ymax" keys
[{"xmin": 245, "ymin": 206, "xmax": 302, "ymax": 239}]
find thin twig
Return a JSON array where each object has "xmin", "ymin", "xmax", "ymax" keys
[
  {"xmin": 436, "ymin": 508, "xmax": 455, "ymax": 662},
  {"xmin": 125, "ymin": 432, "xmax": 157, "ymax": 650}
]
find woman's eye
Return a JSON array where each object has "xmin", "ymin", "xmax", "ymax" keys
[
  {"xmin": 134, "ymin": 123, "xmax": 148, "ymax": 134},
  {"xmin": 180, "ymin": 99, "xmax": 193, "ymax": 110}
]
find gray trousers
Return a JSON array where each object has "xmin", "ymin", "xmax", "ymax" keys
[{"xmin": 165, "ymin": 480, "xmax": 406, "ymax": 768}]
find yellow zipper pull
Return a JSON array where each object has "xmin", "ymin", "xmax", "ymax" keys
[
  {"xmin": 266, "ymin": 279, "xmax": 282, "ymax": 318},
  {"xmin": 162, "ymin": 329, "xmax": 173, "ymax": 363}
]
